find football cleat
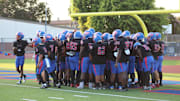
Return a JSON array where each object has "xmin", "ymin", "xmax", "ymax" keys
[
  {"xmin": 22, "ymin": 75, "xmax": 26, "ymax": 83},
  {"xmin": 110, "ymin": 86, "xmax": 114, "ymax": 90},
  {"xmin": 16, "ymin": 80, "xmax": 22, "ymax": 85}
]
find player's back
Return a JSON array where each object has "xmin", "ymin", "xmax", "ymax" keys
[
  {"xmin": 70, "ymin": 39, "xmax": 81, "ymax": 52},
  {"xmin": 90, "ymin": 42, "xmax": 107, "ymax": 64},
  {"xmin": 37, "ymin": 44, "xmax": 48, "ymax": 59},
  {"xmin": 45, "ymin": 40, "xmax": 58, "ymax": 60},
  {"xmin": 81, "ymin": 38, "xmax": 93, "ymax": 57}
]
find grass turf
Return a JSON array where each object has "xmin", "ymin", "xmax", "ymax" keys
[
  {"xmin": 0, "ymin": 78, "xmax": 180, "ymax": 101},
  {"xmin": 0, "ymin": 59, "xmax": 180, "ymax": 101}
]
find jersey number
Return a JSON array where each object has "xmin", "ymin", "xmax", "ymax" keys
[
  {"xmin": 70, "ymin": 42, "xmax": 77, "ymax": 51},
  {"xmin": 97, "ymin": 46, "xmax": 105, "ymax": 55}
]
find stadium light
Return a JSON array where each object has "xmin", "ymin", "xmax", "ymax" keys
[
  {"xmin": 45, "ymin": 0, "xmax": 47, "ymax": 33},
  {"xmin": 70, "ymin": 0, "xmax": 180, "ymax": 37}
]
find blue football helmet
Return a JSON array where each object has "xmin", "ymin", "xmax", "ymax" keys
[
  {"xmin": 83, "ymin": 30, "xmax": 93, "ymax": 39},
  {"xmin": 133, "ymin": 42, "xmax": 141, "ymax": 48},
  {"xmin": 74, "ymin": 31, "xmax": 82, "ymax": 39},
  {"xmin": 130, "ymin": 34, "xmax": 135, "ymax": 39},
  {"xmin": 94, "ymin": 32, "xmax": 102, "ymax": 38},
  {"xmin": 33, "ymin": 37, "xmax": 42, "ymax": 46},
  {"xmin": 63, "ymin": 30, "xmax": 68, "ymax": 35},
  {"xmin": 39, "ymin": 31, "xmax": 45, "ymax": 38},
  {"xmin": 88, "ymin": 28, "xmax": 95, "ymax": 34},
  {"xmin": 136, "ymin": 32, "xmax": 144, "ymax": 41},
  {"xmin": 102, "ymin": 33, "xmax": 110, "ymax": 41},
  {"xmin": 112, "ymin": 29, "xmax": 122, "ymax": 39},
  {"xmin": 122, "ymin": 30, "xmax": 131, "ymax": 37},
  {"xmin": 151, "ymin": 33, "xmax": 157, "ymax": 40},
  {"xmin": 66, "ymin": 31, "xmax": 73, "ymax": 38},
  {"xmin": 147, "ymin": 32, "xmax": 154, "ymax": 40},
  {"xmin": 16, "ymin": 32, "xmax": 24, "ymax": 40},
  {"xmin": 93, "ymin": 35, "xmax": 102, "ymax": 43},
  {"xmin": 108, "ymin": 34, "xmax": 113, "ymax": 40},
  {"xmin": 59, "ymin": 34, "xmax": 66, "ymax": 41},
  {"xmin": 45, "ymin": 34, "xmax": 53, "ymax": 41},
  {"xmin": 155, "ymin": 32, "xmax": 161, "ymax": 40}
]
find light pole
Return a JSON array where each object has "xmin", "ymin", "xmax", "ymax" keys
[{"xmin": 45, "ymin": 0, "xmax": 47, "ymax": 33}]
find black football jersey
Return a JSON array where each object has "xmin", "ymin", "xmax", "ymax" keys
[
  {"xmin": 45, "ymin": 40, "xmax": 58, "ymax": 60},
  {"xmin": 37, "ymin": 44, "xmax": 48, "ymax": 59},
  {"xmin": 108, "ymin": 39, "xmax": 121, "ymax": 61},
  {"xmin": 117, "ymin": 37, "xmax": 130, "ymax": 62},
  {"xmin": 89, "ymin": 42, "xmax": 108, "ymax": 64},
  {"xmin": 157, "ymin": 40, "xmax": 165, "ymax": 56},
  {"xmin": 80, "ymin": 38, "xmax": 93, "ymax": 57},
  {"xmin": 136, "ymin": 44, "xmax": 152, "ymax": 58},
  {"xmin": 13, "ymin": 40, "xmax": 28, "ymax": 56},
  {"xmin": 57, "ymin": 41, "xmax": 66, "ymax": 62},
  {"xmin": 69, "ymin": 39, "xmax": 81, "ymax": 52}
]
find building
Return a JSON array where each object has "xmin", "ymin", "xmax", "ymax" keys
[
  {"xmin": 0, "ymin": 16, "xmax": 76, "ymax": 42},
  {"xmin": 0, "ymin": 16, "xmax": 76, "ymax": 53}
]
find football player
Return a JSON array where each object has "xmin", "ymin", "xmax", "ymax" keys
[
  {"xmin": 155, "ymin": 32, "xmax": 165, "ymax": 86},
  {"xmin": 115, "ymin": 30, "xmax": 130, "ymax": 91},
  {"xmin": 13, "ymin": 32, "xmax": 28, "ymax": 84},
  {"xmin": 133, "ymin": 41, "xmax": 154, "ymax": 90},
  {"xmin": 69, "ymin": 31, "xmax": 82, "ymax": 87},
  {"xmin": 89, "ymin": 35, "xmax": 108, "ymax": 89},
  {"xmin": 77, "ymin": 30, "xmax": 94, "ymax": 89}
]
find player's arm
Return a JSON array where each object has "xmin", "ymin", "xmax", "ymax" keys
[
  {"xmin": 37, "ymin": 54, "xmax": 43, "ymax": 68},
  {"xmin": 115, "ymin": 49, "xmax": 122, "ymax": 67},
  {"xmin": 136, "ymin": 48, "xmax": 143, "ymax": 61},
  {"xmin": 12, "ymin": 42, "xmax": 17, "ymax": 55},
  {"xmin": 79, "ymin": 46, "xmax": 85, "ymax": 60}
]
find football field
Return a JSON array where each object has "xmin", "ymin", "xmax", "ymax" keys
[{"xmin": 0, "ymin": 59, "xmax": 180, "ymax": 101}]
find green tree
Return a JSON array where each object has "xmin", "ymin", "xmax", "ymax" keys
[
  {"xmin": 0, "ymin": 0, "xmax": 51, "ymax": 23},
  {"xmin": 71, "ymin": 0, "xmax": 169, "ymax": 33}
]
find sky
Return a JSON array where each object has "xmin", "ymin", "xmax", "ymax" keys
[{"xmin": 39, "ymin": 0, "xmax": 180, "ymax": 20}]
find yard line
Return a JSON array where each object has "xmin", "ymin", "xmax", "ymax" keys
[
  {"xmin": 48, "ymin": 97, "xmax": 64, "ymax": 100},
  {"xmin": 0, "ymin": 83, "xmax": 169, "ymax": 101},
  {"xmin": 73, "ymin": 95, "xmax": 88, "ymax": 98},
  {"xmin": 22, "ymin": 98, "xmax": 37, "ymax": 101}
]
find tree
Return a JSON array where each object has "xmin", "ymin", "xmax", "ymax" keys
[
  {"xmin": 71, "ymin": 0, "xmax": 169, "ymax": 33},
  {"xmin": 0, "ymin": 0, "xmax": 51, "ymax": 23}
]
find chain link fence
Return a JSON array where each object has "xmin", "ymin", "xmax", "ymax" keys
[{"xmin": 0, "ymin": 38, "xmax": 34, "ymax": 54}]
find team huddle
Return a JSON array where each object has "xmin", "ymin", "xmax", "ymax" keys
[{"xmin": 13, "ymin": 28, "xmax": 164, "ymax": 91}]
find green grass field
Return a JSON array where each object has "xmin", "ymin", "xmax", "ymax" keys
[{"xmin": 0, "ymin": 59, "xmax": 180, "ymax": 101}]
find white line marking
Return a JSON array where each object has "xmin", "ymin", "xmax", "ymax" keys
[
  {"xmin": 0, "ymin": 83, "xmax": 168, "ymax": 101},
  {"xmin": 48, "ymin": 97, "xmax": 64, "ymax": 100},
  {"xmin": 73, "ymin": 95, "xmax": 88, "ymax": 98},
  {"xmin": 22, "ymin": 98, "xmax": 36, "ymax": 101}
]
